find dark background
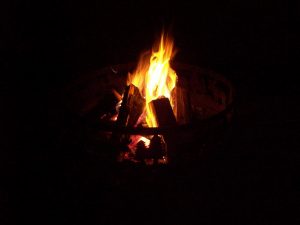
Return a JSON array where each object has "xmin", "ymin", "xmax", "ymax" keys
[{"xmin": 1, "ymin": 0, "xmax": 295, "ymax": 224}]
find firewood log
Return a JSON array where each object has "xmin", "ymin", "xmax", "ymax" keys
[
  {"xmin": 115, "ymin": 84, "xmax": 145, "ymax": 128},
  {"xmin": 149, "ymin": 97, "xmax": 176, "ymax": 127}
]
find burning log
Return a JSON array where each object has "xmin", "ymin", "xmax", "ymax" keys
[
  {"xmin": 149, "ymin": 97, "xmax": 177, "ymax": 127},
  {"xmin": 127, "ymin": 85, "xmax": 146, "ymax": 127},
  {"xmin": 112, "ymin": 84, "xmax": 145, "ymax": 154},
  {"xmin": 115, "ymin": 84, "xmax": 145, "ymax": 128}
]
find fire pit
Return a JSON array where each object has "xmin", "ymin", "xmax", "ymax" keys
[{"xmin": 62, "ymin": 33, "xmax": 235, "ymax": 166}]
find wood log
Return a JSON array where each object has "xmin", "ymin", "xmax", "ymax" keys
[
  {"xmin": 126, "ymin": 85, "xmax": 145, "ymax": 127},
  {"xmin": 115, "ymin": 85, "xmax": 131, "ymax": 129},
  {"xmin": 149, "ymin": 97, "xmax": 177, "ymax": 127},
  {"xmin": 112, "ymin": 84, "xmax": 145, "ymax": 152},
  {"xmin": 115, "ymin": 84, "xmax": 145, "ymax": 128}
]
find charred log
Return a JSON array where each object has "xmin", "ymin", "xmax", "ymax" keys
[
  {"xmin": 149, "ymin": 97, "xmax": 176, "ymax": 127},
  {"xmin": 112, "ymin": 84, "xmax": 145, "ymax": 155},
  {"xmin": 115, "ymin": 84, "xmax": 145, "ymax": 128}
]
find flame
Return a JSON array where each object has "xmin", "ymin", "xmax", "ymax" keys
[{"xmin": 128, "ymin": 33, "xmax": 177, "ymax": 127}]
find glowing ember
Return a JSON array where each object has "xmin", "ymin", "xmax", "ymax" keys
[
  {"xmin": 128, "ymin": 136, "xmax": 150, "ymax": 151},
  {"xmin": 128, "ymin": 33, "xmax": 178, "ymax": 127}
]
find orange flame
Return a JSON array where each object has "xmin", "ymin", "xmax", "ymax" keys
[{"xmin": 128, "ymin": 33, "xmax": 177, "ymax": 127}]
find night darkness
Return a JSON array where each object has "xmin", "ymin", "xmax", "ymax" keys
[{"xmin": 1, "ymin": 0, "xmax": 294, "ymax": 225}]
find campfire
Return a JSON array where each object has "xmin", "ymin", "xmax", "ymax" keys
[
  {"xmin": 112, "ymin": 33, "xmax": 179, "ymax": 165},
  {"xmin": 64, "ymin": 32, "xmax": 234, "ymax": 166}
]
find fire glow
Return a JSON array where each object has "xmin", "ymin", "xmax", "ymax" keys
[
  {"xmin": 128, "ymin": 33, "xmax": 178, "ymax": 127},
  {"xmin": 95, "ymin": 31, "xmax": 233, "ymax": 164}
]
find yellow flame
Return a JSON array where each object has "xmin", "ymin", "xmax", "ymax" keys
[{"xmin": 128, "ymin": 33, "xmax": 177, "ymax": 127}]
